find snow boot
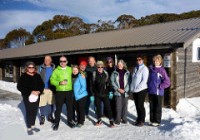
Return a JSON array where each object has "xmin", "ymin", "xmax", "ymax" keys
[
  {"xmin": 152, "ymin": 122, "xmax": 160, "ymax": 127},
  {"xmin": 115, "ymin": 120, "xmax": 120, "ymax": 125},
  {"xmin": 52, "ymin": 122, "xmax": 59, "ymax": 131},
  {"xmin": 68, "ymin": 120, "xmax": 76, "ymax": 128},
  {"xmin": 47, "ymin": 114, "xmax": 54, "ymax": 123},
  {"xmin": 109, "ymin": 120, "xmax": 115, "ymax": 128},
  {"xmin": 27, "ymin": 128, "xmax": 33, "ymax": 135},
  {"xmin": 76, "ymin": 123, "xmax": 83, "ymax": 128},
  {"xmin": 121, "ymin": 120, "xmax": 127, "ymax": 124},
  {"xmin": 95, "ymin": 119, "xmax": 102, "ymax": 126},
  {"xmin": 135, "ymin": 122, "xmax": 144, "ymax": 127},
  {"xmin": 40, "ymin": 115, "xmax": 45, "ymax": 125},
  {"xmin": 31, "ymin": 126, "xmax": 40, "ymax": 132}
]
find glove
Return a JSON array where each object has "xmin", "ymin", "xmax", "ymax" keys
[
  {"xmin": 109, "ymin": 92, "xmax": 113, "ymax": 100},
  {"xmin": 90, "ymin": 96, "xmax": 95, "ymax": 104}
]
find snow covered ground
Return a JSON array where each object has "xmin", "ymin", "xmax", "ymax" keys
[
  {"xmin": 0, "ymin": 80, "xmax": 200, "ymax": 140},
  {"xmin": 0, "ymin": 80, "xmax": 20, "ymax": 94}
]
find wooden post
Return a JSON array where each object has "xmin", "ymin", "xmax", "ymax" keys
[
  {"xmin": 0, "ymin": 66, "xmax": 2, "ymax": 80},
  {"xmin": 13, "ymin": 64, "xmax": 20, "ymax": 83},
  {"xmin": 13, "ymin": 65, "xmax": 21, "ymax": 82},
  {"xmin": 169, "ymin": 51, "xmax": 177, "ymax": 110},
  {"xmin": 13, "ymin": 65, "xmax": 17, "ymax": 82}
]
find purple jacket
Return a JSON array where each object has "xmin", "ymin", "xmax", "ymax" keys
[{"xmin": 147, "ymin": 65, "xmax": 170, "ymax": 96}]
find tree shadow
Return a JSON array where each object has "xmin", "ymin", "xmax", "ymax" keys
[
  {"xmin": 195, "ymin": 115, "xmax": 200, "ymax": 122},
  {"xmin": 60, "ymin": 104, "xmax": 68, "ymax": 125},
  {"xmin": 127, "ymin": 111, "xmax": 137, "ymax": 125},
  {"xmin": 102, "ymin": 121, "xmax": 110, "ymax": 127},
  {"xmin": 85, "ymin": 104, "xmax": 97, "ymax": 125},
  {"xmin": 88, "ymin": 104, "xmax": 96, "ymax": 117},
  {"xmin": 157, "ymin": 118, "xmax": 183, "ymax": 132},
  {"xmin": 58, "ymin": 103, "xmax": 97, "ymax": 126},
  {"xmin": 17, "ymin": 100, "xmax": 26, "ymax": 126},
  {"xmin": 18, "ymin": 99, "xmax": 56, "ymax": 127}
]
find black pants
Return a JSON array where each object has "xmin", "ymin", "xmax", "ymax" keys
[
  {"xmin": 85, "ymin": 95, "xmax": 91, "ymax": 116},
  {"xmin": 72, "ymin": 97, "xmax": 76, "ymax": 122},
  {"xmin": 75, "ymin": 96, "xmax": 87, "ymax": 124},
  {"xmin": 54, "ymin": 91, "xmax": 74, "ymax": 123},
  {"xmin": 23, "ymin": 98, "xmax": 39, "ymax": 128},
  {"xmin": 104, "ymin": 97, "xmax": 116, "ymax": 119},
  {"xmin": 134, "ymin": 89, "xmax": 147, "ymax": 123},
  {"xmin": 149, "ymin": 94, "xmax": 163, "ymax": 124},
  {"xmin": 95, "ymin": 96, "xmax": 113, "ymax": 120}
]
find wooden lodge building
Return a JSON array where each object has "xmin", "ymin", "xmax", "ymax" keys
[{"xmin": 0, "ymin": 18, "xmax": 200, "ymax": 109}]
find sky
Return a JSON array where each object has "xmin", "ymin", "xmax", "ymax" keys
[{"xmin": 0, "ymin": 0, "xmax": 200, "ymax": 39}]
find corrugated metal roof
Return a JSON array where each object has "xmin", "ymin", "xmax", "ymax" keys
[{"xmin": 0, "ymin": 18, "xmax": 200, "ymax": 60}]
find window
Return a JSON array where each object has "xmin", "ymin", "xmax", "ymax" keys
[
  {"xmin": 5, "ymin": 64, "xmax": 13, "ymax": 78},
  {"xmin": 192, "ymin": 38, "xmax": 200, "ymax": 62},
  {"xmin": 198, "ymin": 47, "xmax": 200, "ymax": 60}
]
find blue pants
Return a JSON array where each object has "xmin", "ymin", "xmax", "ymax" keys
[{"xmin": 39, "ymin": 105, "xmax": 54, "ymax": 117}]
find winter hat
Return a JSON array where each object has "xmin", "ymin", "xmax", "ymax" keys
[
  {"xmin": 25, "ymin": 61, "xmax": 36, "ymax": 72},
  {"xmin": 106, "ymin": 57, "xmax": 113, "ymax": 62},
  {"xmin": 25, "ymin": 61, "xmax": 36, "ymax": 69},
  {"xmin": 29, "ymin": 94, "xmax": 38, "ymax": 103},
  {"xmin": 96, "ymin": 61, "xmax": 104, "ymax": 67},
  {"xmin": 80, "ymin": 60, "xmax": 87, "ymax": 67}
]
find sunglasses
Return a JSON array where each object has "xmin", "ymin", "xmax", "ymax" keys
[
  {"xmin": 137, "ymin": 59, "xmax": 142, "ymax": 61},
  {"xmin": 98, "ymin": 67, "xmax": 104, "ymax": 69},
  {"xmin": 60, "ymin": 60, "xmax": 67, "ymax": 63},
  {"xmin": 28, "ymin": 67, "xmax": 35, "ymax": 69}
]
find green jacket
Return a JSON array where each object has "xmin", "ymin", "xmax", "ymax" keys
[{"xmin": 50, "ymin": 66, "xmax": 72, "ymax": 91}]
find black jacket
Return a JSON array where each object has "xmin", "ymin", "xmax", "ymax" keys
[
  {"xmin": 86, "ymin": 66, "xmax": 97, "ymax": 96},
  {"xmin": 92, "ymin": 70, "xmax": 111, "ymax": 97},
  {"xmin": 17, "ymin": 73, "xmax": 44, "ymax": 99}
]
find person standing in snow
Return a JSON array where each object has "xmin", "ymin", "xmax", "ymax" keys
[
  {"xmin": 73, "ymin": 61, "xmax": 88, "ymax": 127},
  {"xmin": 50, "ymin": 56, "xmax": 76, "ymax": 130},
  {"xmin": 130, "ymin": 55, "xmax": 149, "ymax": 126},
  {"xmin": 148, "ymin": 54, "xmax": 170, "ymax": 126},
  {"xmin": 91, "ymin": 61, "xmax": 115, "ymax": 127},
  {"xmin": 105, "ymin": 57, "xmax": 116, "ymax": 119},
  {"xmin": 111, "ymin": 59, "xmax": 130, "ymax": 125},
  {"xmin": 85, "ymin": 56, "xmax": 97, "ymax": 117},
  {"xmin": 17, "ymin": 62, "xmax": 44, "ymax": 135},
  {"xmin": 72, "ymin": 65, "xmax": 78, "ymax": 123},
  {"xmin": 38, "ymin": 55, "xmax": 55, "ymax": 125}
]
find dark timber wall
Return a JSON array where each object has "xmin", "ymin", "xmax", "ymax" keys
[{"xmin": 176, "ymin": 46, "xmax": 200, "ymax": 99}]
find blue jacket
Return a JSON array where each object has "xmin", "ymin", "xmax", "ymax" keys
[
  {"xmin": 148, "ymin": 65, "xmax": 170, "ymax": 96},
  {"xmin": 110, "ymin": 69, "xmax": 130, "ymax": 97},
  {"xmin": 130, "ymin": 64, "xmax": 149, "ymax": 93},
  {"xmin": 73, "ymin": 74, "xmax": 88, "ymax": 101}
]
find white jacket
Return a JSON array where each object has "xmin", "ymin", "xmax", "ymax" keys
[{"xmin": 130, "ymin": 64, "xmax": 149, "ymax": 93}]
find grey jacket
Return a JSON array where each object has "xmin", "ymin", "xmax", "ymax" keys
[
  {"xmin": 38, "ymin": 63, "xmax": 55, "ymax": 90},
  {"xmin": 39, "ymin": 63, "xmax": 55, "ymax": 82},
  {"xmin": 110, "ymin": 70, "xmax": 130, "ymax": 97}
]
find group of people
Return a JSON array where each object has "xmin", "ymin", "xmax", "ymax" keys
[{"xmin": 17, "ymin": 54, "xmax": 170, "ymax": 135}]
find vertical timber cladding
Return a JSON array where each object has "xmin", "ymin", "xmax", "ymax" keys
[
  {"xmin": 176, "ymin": 45, "xmax": 200, "ymax": 99},
  {"xmin": 169, "ymin": 51, "xmax": 177, "ymax": 109},
  {"xmin": 0, "ymin": 63, "xmax": 2, "ymax": 80}
]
